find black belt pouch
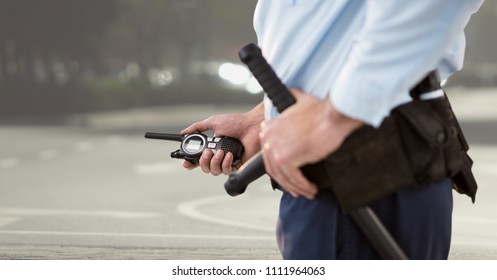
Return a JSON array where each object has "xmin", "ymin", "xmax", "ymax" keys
[{"xmin": 301, "ymin": 94, "xmax": 477, "ymax": 212}]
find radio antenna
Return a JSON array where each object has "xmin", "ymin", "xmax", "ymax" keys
[{"xmin": 144, "ymin": 132, "xmax": 183, "ymax": 142}]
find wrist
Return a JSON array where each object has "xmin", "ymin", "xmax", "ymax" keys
[
  {"xmin": 322, "ymin": 100, "xmax": 364, "ymax": 139},
  {"xmin": 243, "ymin": 102, "xmax": 265, "ymax": 126}
]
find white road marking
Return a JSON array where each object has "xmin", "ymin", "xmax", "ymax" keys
[
  {"xmin": 0, "ymin": 217, "xmax": 21, "ymax": 228},
  {"xmin": 0, "ymin": 230, "xmax": 274, "ymax": 240},
  {"xmin": 177, "ymin": 195, "xmax": 275, "ymax": 232},
  {"xmin": 0, "ymin": 207, "xmax": 161, "ymax": 219},
  {"xmin": 0, "ymin": 158, "xmax": 20, "ymax": 169},
  {"xmin": 0, "ymin": 229, "xmax": 494, "ymax": 246}
]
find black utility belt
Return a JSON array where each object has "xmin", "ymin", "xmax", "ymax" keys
[{"xmin": 288, "ymin": 72, "xmax": 477, "ymax": 212}]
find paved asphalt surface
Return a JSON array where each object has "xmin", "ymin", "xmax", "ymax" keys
[{"xmin": 0, "ymin": 88, "xmax": 496, "ymax": 260}]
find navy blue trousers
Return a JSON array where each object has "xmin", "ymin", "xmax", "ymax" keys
[{"xmin": 276, "ymin": 178, "xmax": 453, "ymax": 259}]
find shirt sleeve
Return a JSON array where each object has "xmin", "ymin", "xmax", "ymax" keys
[{"xmin": 330, "ymin": 0, "xmax": 484, "ymax": 127}]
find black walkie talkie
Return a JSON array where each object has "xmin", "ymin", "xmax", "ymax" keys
[{"xmin": 144, "ymin": 132, "xmax": 244, "ymax": 165}]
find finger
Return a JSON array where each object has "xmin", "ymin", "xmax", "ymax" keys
[
  {"xmin": 181, "ymin": 123, "xmax": 203, "ymax": 135},
  {"xmin": 262, "ymin": 147, "xmax": 317, "ymax": 199},
  {"xmin": 199, "ymin": 148, "xmax": 214, "ymax": 173},
  {"xmin": 267, "ymin": 161, "xmax": 300, "ymax": 198},
  {"xmin": 181, "ymin": 118, "xmax": 214, "ymax": 135},
  {"xmin": 282, "ymin": 167, "xmax": 318, "ymax": 199},
  {"xmin": 182, "ymin": 160, "xmax": 197, "ymax": 170},
  {"xmin": 273, "ymin": 166, "xmax": 317, "ymax": 200},
  {"xmin": 222, "ymin": 152, "xmax": 235, "ymax": 175},
  {"xmin": 210, "ymin": 149, "xmax": 225, "ymax": 176},
  {"xmin": 262, "ymin": 148, "xmax": 300, "ymax": 198}
]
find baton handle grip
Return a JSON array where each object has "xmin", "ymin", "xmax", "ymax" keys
[
  {"xmin": 224, "ymin": 152, "xmax": 265, "ymax": 196},
  {"xmin": 239, "ymin": 43, "xmax": 296, "ymax": 113}
]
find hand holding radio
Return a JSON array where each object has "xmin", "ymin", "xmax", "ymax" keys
[
  {"xmin": 144, "ymin": 132, "xmax": 244, "ymax": 167},
  {"xmin": 180, "ymin": 105, "xmax": 264, "ymax": 175}
]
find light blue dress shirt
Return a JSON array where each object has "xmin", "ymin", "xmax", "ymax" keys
[{"xmin": 254, "ymin": 0, "xmax": 484, "ymax": 127}]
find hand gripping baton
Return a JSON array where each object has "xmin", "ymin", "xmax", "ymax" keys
[
  {"xmin": 224, "ymin": 43, "xmax": 408, "ymax": 260},
  {"xmin": 224, "ymin": 43, "xmax": 295, "ymax": 196}
]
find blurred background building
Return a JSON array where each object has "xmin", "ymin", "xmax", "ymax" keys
[{"xmin": 0, "ymin": 0, "xmax": 495, "ymax": 121}]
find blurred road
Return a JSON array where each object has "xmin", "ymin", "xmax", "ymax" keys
[{"xmin": 0, "ymin": 89, "xmax": 496, "ymax": 260}]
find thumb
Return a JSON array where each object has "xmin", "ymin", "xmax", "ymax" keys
[{"xmin": 181, "ymin": 116, "xmax": 215, "ymax": 135}]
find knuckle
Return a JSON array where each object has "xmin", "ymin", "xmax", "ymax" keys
[{"xmin": 272, "ymin": 151, "xmax": 289, "ymax": 165}]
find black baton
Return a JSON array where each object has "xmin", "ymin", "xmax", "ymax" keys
[
  {"xmin": 224, "ymin": 43, "xmax": 295, "ymax": 196},
  {"xmin": 224, "ymin": 43, "xmax": 408, "ymax": 260}
]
